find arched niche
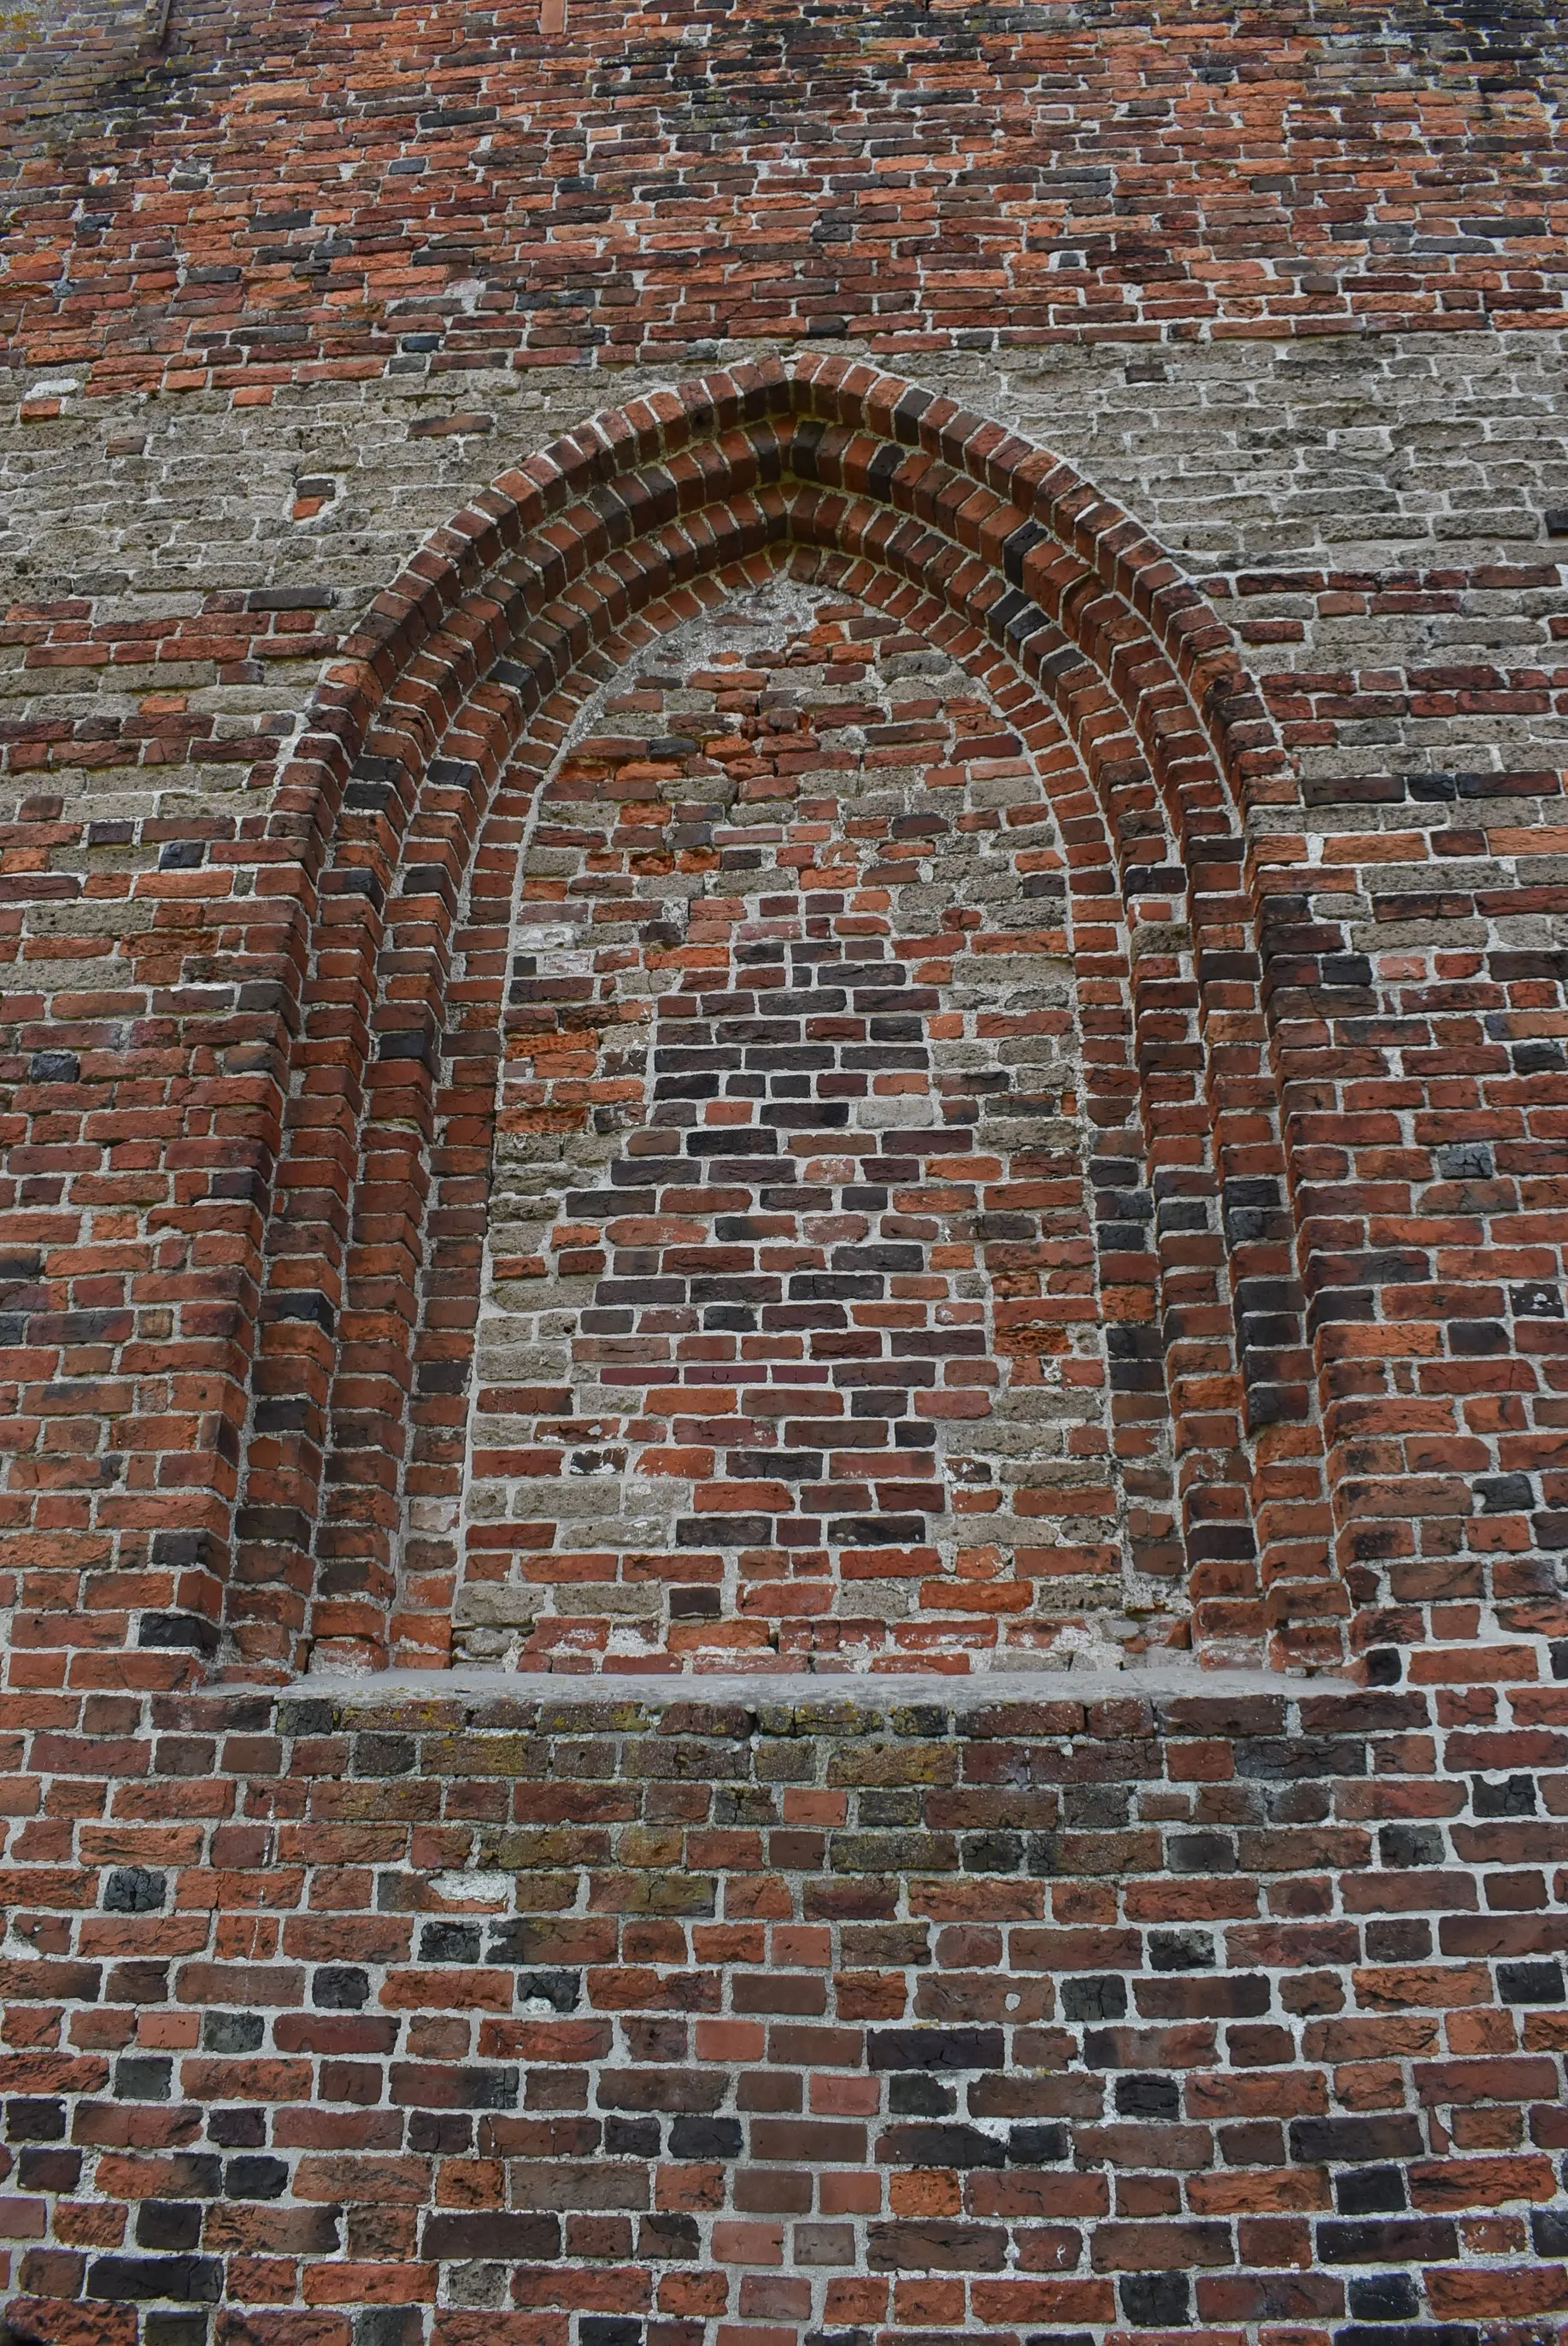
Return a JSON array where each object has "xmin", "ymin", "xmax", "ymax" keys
[{"xmin": 227, "ymin": 356, "xmax": 1342, "ymax": 1684}]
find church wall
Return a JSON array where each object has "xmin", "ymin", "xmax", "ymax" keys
[{"xmin": 3, "ymin": 0, "xmax": 1568, "ymax": 2334}]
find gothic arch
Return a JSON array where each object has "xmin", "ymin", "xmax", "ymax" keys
[{"xmin": 229, "ymin": 355, "xmax": 1339, "ymax": 1683}]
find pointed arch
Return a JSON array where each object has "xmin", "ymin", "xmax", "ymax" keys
[{"xmin": 229, "ymin": 354, "xmax": 1339, "ymax": 1683}]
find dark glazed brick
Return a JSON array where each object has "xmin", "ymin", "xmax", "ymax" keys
[
  {"xmin": 879, "ymin": 2122, "xmax": 1006, "ymax": 2168},
  {"xmin": 1471, "ymin": 1773, "xmax": 1536, "ymax": 1815},
  {"xmin": 1120, "ymin": 2273, "xmax": 1192, "ymax": 2327},
  {"xmin": 1377, "ymin": 1825, "xmax": 1446, "ymax": 1867},
  {"xmin": 890, "ymin": 2074, "xmax": 954, "ymax": 2116},
  {"xmin": 1317, "ymin": 2220, "xmax": 1459, "ymax": 2264},
  {"xmin": 1113, "ymin": 2073, "xmax": 1180, "ymax": 2120},
  {"xmin": 113, "ymin": 2056, "xmax": 173, "ymax": 2102},
  {"xmin": 392, "ymin": 2065, "xmax": 520, "ymax": 2111},
  {"xmin": 1498, "ymin": 1960, "xmax": 1563, "ymax": 2004},
  {"xmin": 313, "ymin": 1967, "xmax": 370, "ymax": 2008},
  {"xmin": 1532, "ymin": 2210, "xmax": 1568, "ymax": 2255},
  {"xmin": 1348, "ymin": 2276, "xmax": 1420, "ymax": 2321},
  {"xmin": 868, "ymin": 2028, "xmax": 1004, "ymax": 2070},
  {"xmin": 145, "ymin": 2317, "xmax": 213, "ymax": 2346},
  {"xmin": 1292, "ymin": 2117, "xmax": 1425, "ymax": 2164},
  {"xmin": 355, "ymin": 2315, "xmax": 426, "ymax": 2346},
  {"xmin": 1236, "ymin": 1738, "xmax": 1366, "ymax": 1779},
  {"xmin": 202, "ymin": 2012, "xmax": 262, "ymax": 2053},
  {"xmin": 421, "ymin": 2212, "xmax": 561, "ymax": 2259},
  {"xmin": 1062, "ymin": 1977, "xmax": 1128, "ymax": 2022},
  {"xmin": 1336, "ymin": 2168, "xmax": 1407, "ymax": 2214},
  {"xmin": 419, "ymin": 1920, "xmax": 482, "ymax": 1962},
  {"xmin": 208, "ymin": 2109, "xmax": 266, "ymax": 2149},
  {"xmin": 641, "ymin": 2214, "xmax": 701, "ymax": 2260},
  {"xmin": 668, "ymin": 2116, "xmax": 742, "ymax": 2159},
  {"xmin": 103, "ymin": 1867, "xmax": 166, "ymax": 1913},
  {"xmin": 18, "ymin": 2148, "xmax": 81, "ymax": 2191},
  {"xmin": 224, "ymin": 2155, "xmax": 290, "ymax": 2198},
  {"xmin": 1332, "ymin": 2334, "xmax": 1477, "ymax": 2346},
  {"xmin": 138, "ymin": 1613, "xmax": 220, "ymax": 1653},
  {"xmin": 1168, "ymin": 1831, "xmax": 1236, "ymax": 1873},
  {"xmin": 88, "ymin": 2257, "xmax": 223, "ymax": 2302},
  {"xmin": 135, "ymin": 2202, "xmax": 202, "ymax": 2253},
  {"xmin": 1148, "ymin": 1931, "xmax": 1214, "ymax": 1973},
  {"xmin": 509, "ymin": 1967, "xmax": 581, "ymax": 2009}
]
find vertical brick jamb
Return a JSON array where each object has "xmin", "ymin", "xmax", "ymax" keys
[
  {"xmin": 1020, "ymin": 515, "xmax": 1266, "ymax": 1667},
  {"xmin": 1225, "ymin": 706, "xmax": 1346, "ymax": 1673},
  {"xmin": 1177, "ymin": 651, "xmax": 1342, "ymax": 1671},
  {"xmin": 232, "ymin": 549, "xmax": 494, "ymax": 1676},
  {"xmin": 385, "ymin": 673, "xmax": 567, "ymax": 1667},
  {"xmin": 1072, "ymin": 526, "xmax": 1335, "ymax": 1672}
]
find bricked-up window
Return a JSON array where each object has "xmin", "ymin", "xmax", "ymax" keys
[{"xmin": 454, "ymin": 580, "xmax": 1182, "ymax": 1673}]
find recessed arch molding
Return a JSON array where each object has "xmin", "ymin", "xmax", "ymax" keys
[{"xmin": 231, "ymin": 353, "xmax": 1340, "ymax": 1685}]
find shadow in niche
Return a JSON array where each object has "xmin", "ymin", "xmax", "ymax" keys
[{"xmin": 455, "ymin": 576, "xmax": 1188, "ymax": 1675}]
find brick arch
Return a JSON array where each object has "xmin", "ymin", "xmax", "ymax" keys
[{"xmin": 232, "ymin": 353, "xmax": 1337, "ymax": 1685}]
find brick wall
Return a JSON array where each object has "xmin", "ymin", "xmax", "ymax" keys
[
  {"xmin": 3, "ymin": 1684, "xmax": 1568, "ymax": 2346},
  {"xmin": 1, "ymin": 345, "xmax": 1565, "ymax": 2342},
  {"xmin": 4, "ymin": 0, "xmax": 1568, "ymax": 2335},
  {"xmin": 3, "ymin": 0, "xmax": 1566, "ymax": 373}
]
